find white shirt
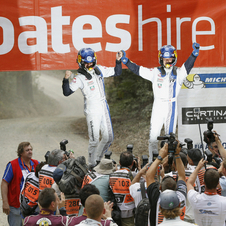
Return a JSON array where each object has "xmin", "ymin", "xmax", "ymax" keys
[
  {"xmin": 159, "ymin": 216, "xmax": 197, "ymax": 225},
  {"xmin": 129, "ymin": 182, "xmax": 148, "ymax": 207},
  {"xmin": 139, "ymin": 65, "xmax": 187, "ymax": 101},
  {"xmin": 77, "ymin": 218, "xmax": 117, "ymax": 226},
  {"xmin": 69, "ymin": 65, "xmax": 115, "ymax": 113},
  {"xmin": 188, "ymin": 189, "xmax": 226, "ymax": 226}
]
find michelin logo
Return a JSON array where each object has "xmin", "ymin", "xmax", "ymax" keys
[
  {"xmin": 183, "ymin": 74, "xmax": 205, "ymax": 89},
  {"xmin": 183, "ymin": 73, "xmax": 226, "ymax": 89}
]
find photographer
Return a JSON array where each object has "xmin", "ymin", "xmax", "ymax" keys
[
  {"xmin": 109, "ymin": 151, "xmax": 135, "ymax": 226},
  {"xmin": 203, "ymin": 120, "xmax": 225, "ymax": 167},
  {"xmin": 81, "ymin": 158, "xmax": 115, "ymax": 212},
  {"xmin": 146, "ymin": 142, "xmax": 187, "ymax": 226},
  {"xmin": 39, "ymin": 149, "xmax": 66, "ymax": 192},
  {"xmin": 212, "ymin": 131, "xmax": 226, "ymax": 160}
]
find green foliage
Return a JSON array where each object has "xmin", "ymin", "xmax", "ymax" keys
[{"xmin": 105, "ymin": 69, "xmax": 153, "ymax": 120}]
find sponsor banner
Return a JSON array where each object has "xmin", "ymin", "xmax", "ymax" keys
[
  {"xmin": 178, "ymin": 72, "xmax": 226, "ymax": 151},
  {"xmin": 0, "ymin": 0, "xmax": 226, "ymax": 71}
]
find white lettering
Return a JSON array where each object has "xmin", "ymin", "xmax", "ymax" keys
[
  {"xmin": 138, "ymin": 5, "xmax": 162, "ymax": 51},
  {"xmin": 105, "ymin": 15, "xmax": 131, "ymax": 52},
  {"xmin": 72, "ymin": 15, "xmax": 102, "ymax": 52},
  {"xmin": 51, "ymin": 6, "xmax": 70, "ymax": 53},
  {"xmin": 176, "ymin": 17, "xmax": 191, "ymax": 50},
  {"xmin": 186, "ymin": 111, "xmax": 193, "ymax": 117},
  {"xmin": 167, "ymin": 5, "xmax": 171, "ymax": 45},
  {"xmin": 0, "ymin": 17, "xmax": 14, "ymax": 55},
  {"xmin": 192, "ymin": 17, "xmax": 215, "ymax": 50},
  {"xmin": 18, "ymin": 16, "xmax": 47, "ymax": 54}
]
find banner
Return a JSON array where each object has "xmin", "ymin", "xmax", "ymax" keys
[
  {"xmin": 178, "ymin": 68, "xmax": 226, "ymax": 152},
  {"xmin": 0, "ymin": 0, "xmax": 226, "ymax": 71}
]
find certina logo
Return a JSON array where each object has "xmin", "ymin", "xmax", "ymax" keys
[{"xmin": 182, "ymin": 106, "xmax": 226, "ymax": 125}]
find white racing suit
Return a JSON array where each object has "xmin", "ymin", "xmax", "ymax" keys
[
  {"xmin": 62, "ymin": 61, "xmax": 122, "ymax": 165},
  {"xmin": 125, "ymin": 54, "xmax": 197, "ymax": 162}
]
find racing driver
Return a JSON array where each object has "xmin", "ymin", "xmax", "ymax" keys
[
  {"xmin": 62, "ymin": 48, "xmax": 122, "ymax": 167},
  {"xmin": 119, "ymin": 43, "xmax": 200, "ymax": 162}
]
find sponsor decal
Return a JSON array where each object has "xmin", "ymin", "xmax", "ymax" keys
[
  {"xmin": 90, "ymin": 86, "xmax": 95, "ymax": 91},
  {"xmin": 37, "ymin": 218, "xmax": 52, "ymax": 225},
  {"xmin": 199, "ymin": 209, "xmax": 217, "ymax": 215},
  {"xmin": 157, "ymin": 83, "xmax": 162, "ymax": 88},
  {"xmin": 182, "ymin": 106, "xmax": 226, "ymax": 124},
  {"xmin": 72, "ymin": 78, "xmax": 76, "ymax": 83},
  {"xmin": 183, "ymin": 73, "xmax": 226, "ymax": 89}
]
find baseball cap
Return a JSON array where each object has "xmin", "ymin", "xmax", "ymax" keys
[
  {"xmin": 160, "ymin": 190, "xmax": 180, "ymax": 210},
  {"xmin": 53, "ymin": 164, "xmax": 66, "ymax": 183},
  {"xmin": 187, "ymin": 148, "xmax": 202, "ymax": 165}
]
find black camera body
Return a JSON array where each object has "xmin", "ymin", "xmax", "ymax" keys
[
  {"xmin": 184, "ymin": 138, "xmax": 193, "ymax": 150},
  {"xmin": 105, "ymin": 151, "xmax": 116, "ymax": 165},
  {"xmin": 203, "ymin": 119, "xmax": 215, "ymax": 144},
  {"xmin": 127, "ymin": 144, "xmax": 138, "ymax": 171},
  {"xmin": 60, "ymin": 139, "xmax": 70, "ymax": 157},
  {"xmin": 157, "ymin": 133, "xmax": 178, "ymax": 166}
]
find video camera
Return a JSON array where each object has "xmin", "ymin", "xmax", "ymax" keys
[
  {"xmin": 127, "ymin": 144, "xmax": 138, "ymax": 171},
  {"xmin": 203, "ymin": 119, "xmax": 215, "ymax": 144},
  {"xmin": 157, "ymin": 133, "xmax": 181, "ymax": 167}
]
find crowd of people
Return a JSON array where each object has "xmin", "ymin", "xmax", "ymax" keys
[
  {"xmin": 1, "ymin": 130, "xmax": 226, "ymax": 226},
  {"xmin": 4, "ymin": 42, "xmax": 222, "ymax": 226}
]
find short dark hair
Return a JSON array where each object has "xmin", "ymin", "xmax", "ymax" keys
[
  {"xmin": 38, "ymin": 188, "xmax": 56, "ymax": 208},
  {"xmin": 187, "ymin": 148, "xmax": 202, "ymax": 166},
  {"xmin": 119, "ymin": 151, "xmax": 133, "ymax": 167},
  {"xmin": 79, "ymin": 184, "xmax": 100, "ymax": 207},
  {"xmin": 161, "ymin": 176, "xmax": 177, "ymax": 191},
  {"xmin": 204, "ymin": 169, "xmax": 219, "ymax": 189},
  {"xmin": 17, "ymin": 142, "xmax": 31, "ymax": 157}
]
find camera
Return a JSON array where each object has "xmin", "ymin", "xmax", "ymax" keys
[
  {"xmin": 127, "ymin": 144, "xmax": 138, "ymax": 171},
  {"xmin": 60, "ymin": 139, "xmax": 70, "ymax": 158},
  {"xmin": 184, "ymin": 138, "xmax": 193, "ymax": 150},
  {"xmin": 203, "ymin": 119, "xmax": 215, "ymax": 144},
  {"xmin": 157, "ymin": 133, "xmax": 178, "ymax": 166},
  {"xmin": 44, "ymin": 151, "xmax": 50, "ymax": 163},
  {"xmin": 105, "ymin": 150, "xmax": 116, "ymax": 165},
  {"xmin": 204, "ymin": 149, "xmax": 221, "ymax": 168},
  {"xmin": 141, "ymin": 155, "xmax": 148, "ymax": 168}
]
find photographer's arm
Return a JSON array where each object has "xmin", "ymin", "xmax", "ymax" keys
[
  {"xmin": 214, "ymin": 132, "xmax": 226, "ymax": 160},
  {"xmin": 146, "ymin": 143, "xmax": 168, "ymax": 187},
  {"xmin": 187, "ymin": 159, "xmax": 206, "ymax": 192},
  {"xmin": 131, "ymin": 164, "xmax": 148, "ymax": 185},
  {"xmin": 175, "ymin": 142, "xmax": 186, "ymax": 182}
]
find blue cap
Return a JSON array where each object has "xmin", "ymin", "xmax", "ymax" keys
[{"xmin": 53, "ymin": 164, "xmax": 66, "ymax": 183}]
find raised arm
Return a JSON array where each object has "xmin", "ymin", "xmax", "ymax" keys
[
  {"xmin": 214, "ymin": 131, "xmax": 226, "ymax": 160},
  {"xmin": 62, "ymin": 70, "xmax": 74, "ymax": 96},
  {"xmin": 146, "ymin": 143, "xmax": 168, "ymax": 187},
  {"xmin": 174, "ymin": 141, "xmax": 186, "ymax": 182},
  {"xmin": 119, "ymin": 50, "xmax": 140, "ymax": 76},
  {"xmin": 184, "ymin": 43, "xmax": 200, "ymax": 74},
  {"xmin": 187, "ymin": 158, "xmax": 206, "ymax": 192}
]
